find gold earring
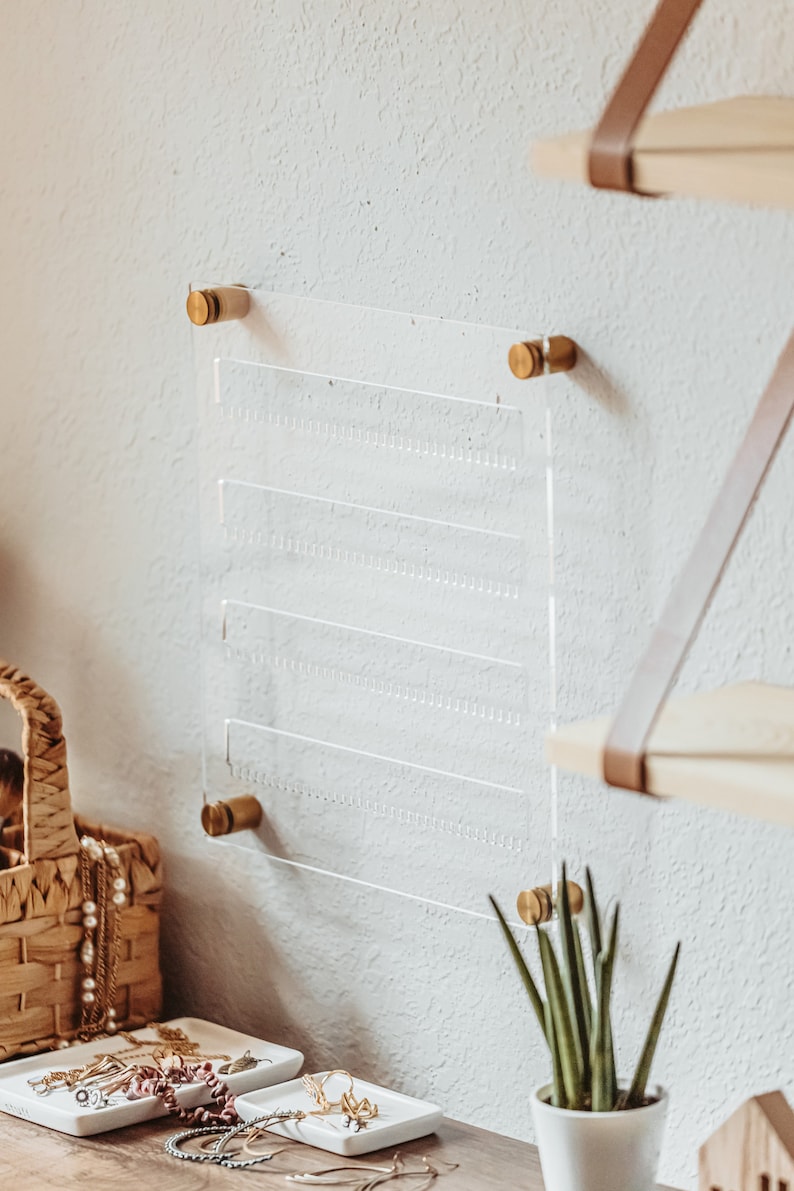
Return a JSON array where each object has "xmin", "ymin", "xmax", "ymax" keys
[
  {"xmin": 319, "ymin": 1070, "xmax": 355, "ymax": 1106},
  {"xmin": 339, "ymin": 1089, "xmax": 379, "ymax": 1131},
  {"xmin": 301, "ymin": 1073, "xmax": 332, "ymax": 1113},
  {"xmin": 286, "ymin": 1163, "xmax": 396, "ymax": 1186}
]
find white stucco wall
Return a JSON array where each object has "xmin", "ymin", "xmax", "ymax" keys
[{"xmin": 1, "ymin": 2, "xmax": 792, "ymax": 1187}]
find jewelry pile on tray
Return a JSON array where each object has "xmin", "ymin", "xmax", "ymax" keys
[
  {"xmin": 162, "ymin": 1068, "xmax": 457, "ymax": 1187},
  {"xmin": 303, "ymin": 1069, "xmax": 380, "ymax": 1131},
  {"xmin": 28, "ymin": 1023, "xmax": 269, "ymax": 1125}
]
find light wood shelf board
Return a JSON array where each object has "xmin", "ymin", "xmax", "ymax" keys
[
  {"xmin": 546, "ymin": 682, "xmax": 794, "ymax": 827},
  {"xmin": 532, "ymin": 96, "xmax": 794, "ymax": 209}
]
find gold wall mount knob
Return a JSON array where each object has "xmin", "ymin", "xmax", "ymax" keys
[
  {"xmin": 187, "ymin": 286, "xmax": 250, "ymax": 326},
  {"xmin": 201, "ymin": 795, "xmax": 263, "ymax": 837},
  {"xmin": 516, "ymin": 880, "xmax": 584, "ymax": 925},
  {"xmin": 508, "ymin": 335, "xmax": 578, "ymax": 380}
]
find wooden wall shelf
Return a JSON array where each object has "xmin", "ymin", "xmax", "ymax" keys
[
  {"xmin": 532, "ymin": 96, "xmax": 794, "ymax": 209},
  {"xmin": 546, "ymin": 682, "xmax": 794, "ymax": 828}
]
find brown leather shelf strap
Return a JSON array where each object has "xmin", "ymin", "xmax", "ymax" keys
[
  {"xmin": 603, "ymin": 330, "xmax": 794, "ymax": 792},
  {"xmin": 589, "ymin": 0, "xmax": 704, "ymax": 192}
]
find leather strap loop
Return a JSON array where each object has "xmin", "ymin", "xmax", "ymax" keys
[
  {"xmin": 603, "ymin": 330, "xmax": 794, "ymax": 791},
  {"xmin": 589, "ymin": 0, "xmax": 704, "ymax": 192}
]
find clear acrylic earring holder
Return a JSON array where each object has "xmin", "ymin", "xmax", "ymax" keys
[{"xmin": 193, "ymin": 291, "xmax": 554, "ymax": 917}]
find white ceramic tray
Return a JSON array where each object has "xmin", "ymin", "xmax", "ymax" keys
[
  {"xmin": 235, "ymin": 1071, "xmax": 443, "ymax": 1156},
  {"xmin": 0, "ymin": 1017, "xmax": 303, "ymax": 1137}
]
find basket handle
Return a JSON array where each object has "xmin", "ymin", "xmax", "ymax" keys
[{"xmin": 0, "ymin": 660, "xmax": 79, "ymax": 860}]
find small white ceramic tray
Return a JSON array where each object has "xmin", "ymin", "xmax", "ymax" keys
[
  {"xmin": 235, "ymin": 1071, "xmax": 443, "ymax": 1156},
  {"xmin": 0, "ymin": 1017, "xmax": 303, "ymax": 1137}
]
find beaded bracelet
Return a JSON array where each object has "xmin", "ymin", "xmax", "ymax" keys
[{"xmin": 126, "ymin": 1060, "xmax": 238, "ymax": 1125}]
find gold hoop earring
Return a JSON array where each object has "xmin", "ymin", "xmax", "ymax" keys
[{"xmin": 319, "ymin": 1070, "xmax": 356, "ymax": 1109}]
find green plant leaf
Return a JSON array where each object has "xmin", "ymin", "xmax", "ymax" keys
[
  {"xmin": 585, "ymin": 866, "xmax": 602, "ymax": 977},
  {"xmin": 488, "ymin": 895, "xmax": 547, "ymax": 1042},
  {"xmin": 625, "ymin": 941, "xmax": 681, "ymax": 1108},
  {"xmin": 605, "ymin": 999, "xmax": 617, "ymax": 1109},
  {"xmin": 591, "ymin": 951, "xmax": 606, "ymax": 1109},
  {"xmin": 537, "ymin": 925, "xmax": 584, "ymax": 1108},
  {"xmin": 590, "ymin": 903, "xmax": 619, "ymax": 1111},
  {"xmin": 572, "ymin": 918, "xmax": 592, "ymax": 1043},
  {"xmin": 545, "ymin": 999, "xmax": 566, "ymax": 1109},
  {"xmin": 559, "ymin": 864, "xmax": 590, "ymax": 1088},
  {"xmin": 605, "ymin": 905, "xmax": 619, "ymax": 1107}
]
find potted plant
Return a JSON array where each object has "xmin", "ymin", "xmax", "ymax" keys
[{"xmin": 490, "ymin": 865, "xmax": 680, "ymax": 1191}]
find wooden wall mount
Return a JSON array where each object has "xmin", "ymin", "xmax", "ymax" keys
[{"xmin": 517, "ymin": 880, "xmax": 584, "ymax": 925}]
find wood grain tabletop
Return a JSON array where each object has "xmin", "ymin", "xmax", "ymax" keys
[{"xmin": 0, "ymin": 1110, "xmax": 682, "ymax": 1189}]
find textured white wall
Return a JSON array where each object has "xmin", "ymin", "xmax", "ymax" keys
[{"xmin": 1, "ymin": 2, "xmax": 793, "ymax": 1187}]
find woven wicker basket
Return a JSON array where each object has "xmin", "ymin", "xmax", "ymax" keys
[{"xmin": 0, "ymin": 660, "xmax": 162, "ymax": 1061}]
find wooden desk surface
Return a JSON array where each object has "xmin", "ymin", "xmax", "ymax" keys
[{"xmin": 0, "ymin": 1111, "xmax": 681, "ymax": 1189}]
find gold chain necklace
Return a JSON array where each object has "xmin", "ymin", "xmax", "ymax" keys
[{"xmin": 77, "ymin": 835, "xmax": 127, "ymax": 1039}]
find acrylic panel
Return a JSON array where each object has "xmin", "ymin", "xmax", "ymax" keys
[{"xmin": 193, "ymin": 291, "xmax": 555, "ymax": 917}]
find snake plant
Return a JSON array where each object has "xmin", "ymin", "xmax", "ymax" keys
[{"xmin": 490, "ymin": 865, "xmax": 680, "ymax": 1112}]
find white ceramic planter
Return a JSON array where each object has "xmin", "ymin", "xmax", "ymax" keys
[{"xmin": 531, "ymin": 1084, "xmax": 668, "ymax": 1191}]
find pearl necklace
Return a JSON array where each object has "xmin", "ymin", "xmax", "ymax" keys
[{"xmin": 78, "ymin": 834, "xmax": 127, "ymax": 1039}]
